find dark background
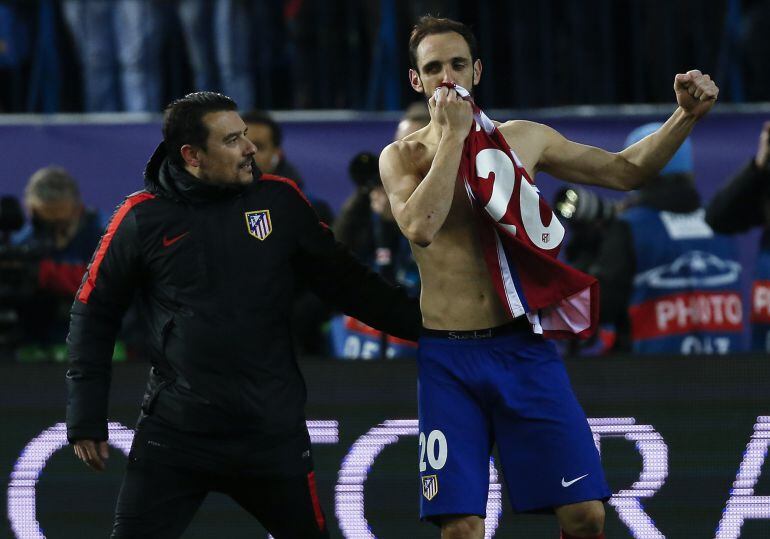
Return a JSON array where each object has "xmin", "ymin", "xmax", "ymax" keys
[{"xmin": 2, "ymin": 355, "xmax": 769, "ymax": 538}]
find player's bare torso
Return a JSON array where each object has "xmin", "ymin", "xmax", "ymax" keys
[{"xmin": 398, "ymin": 121, "xmax": 540, "ymax": 330}]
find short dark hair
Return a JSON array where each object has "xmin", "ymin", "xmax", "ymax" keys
[
  {"xmin": 409, "ymin": 16, "xmax": 478, "ymax": 71},
  {"xmin": 162, "ymin": 91, "xmax": 238, "ymax": 167},
  {"xmin": 241, "ymin": 110, "xmax": 283, "ymax": 148}
]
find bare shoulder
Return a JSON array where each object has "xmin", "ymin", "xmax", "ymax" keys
[
  {"xmin": 380, "ymin": 134, "xmax": 430, "ymax": 176},
  {"xmin": 497, "ymin": 120, "xmax": 556, "ymax": 175},
  {"xmin": 498, "ymin": 119, "xmax": 552, "ymax": 140}
]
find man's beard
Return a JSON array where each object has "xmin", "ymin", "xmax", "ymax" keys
[{"xmin": 199, "ymin": 158, "xmax": 254, "ymax": 186}]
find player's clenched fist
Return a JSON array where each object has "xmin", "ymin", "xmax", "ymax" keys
[
  {"xmin": 431, "ymin": 86, "xmax": 473, "ymax": 138},
  {"xmin": 674, "ymin": 69, "xmax": 719, "ymax": 119}
]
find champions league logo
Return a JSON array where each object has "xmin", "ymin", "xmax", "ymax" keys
[
  {"xmin": 245, "ymin": 210, "xmax": 272, "ymax": 241},
  {"xmin": 634, "ymin": 250, "xmax": 741, "ymax": 289}
]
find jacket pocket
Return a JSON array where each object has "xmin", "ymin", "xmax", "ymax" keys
[{"xmin": 141, "ymin": 366, "xmax": 171, "ymax": 415}]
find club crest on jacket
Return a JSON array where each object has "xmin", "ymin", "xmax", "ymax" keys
[{"xmin": 245, "ymin": 210, "xmax": 272, "ymax": 240}]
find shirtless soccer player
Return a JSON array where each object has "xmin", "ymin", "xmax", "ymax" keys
[{"xmin": 379, "ymin": 16, "xmax": 718, "ymax": 539}]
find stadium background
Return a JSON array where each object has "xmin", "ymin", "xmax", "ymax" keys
[{"xmin": 2, "ymin": 0, "xmax": 770, "ymax": 537}]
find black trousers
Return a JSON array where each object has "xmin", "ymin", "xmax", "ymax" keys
[{"xmin": 111, "ymin": 453, "xmax": 330, "ymax": 538}]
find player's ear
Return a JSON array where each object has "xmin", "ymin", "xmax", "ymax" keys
[
  {"xmin": 181, "ymin": 144, "xmax": 201, "ymax": 168},
  {"xmin": 472, "ymin": 59, "xmax": 482, "ymax": 86},
  {"xmin": 409, "ymin": 68, "xmax": 423, "ymax": 93}
]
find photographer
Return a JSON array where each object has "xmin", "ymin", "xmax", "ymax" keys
[
  {"xmin": 10, "ymin": 167, "xmax": 104, "ymax": 359},
  {"xmin": 588, "ymin": 123, "xmax": 744, "ymax": 355},
  {"xmin": 333, "ymin": 152, "xmax": 418, "ymax": 293},
  {"xmin": 706, "ymin": 121, "xmax": 770, "ymax": 351},
  {"xmin": 331, "ymin": 152, "xmax": 419, "ymax": 359}
]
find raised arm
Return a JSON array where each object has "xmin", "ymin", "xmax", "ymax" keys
[
  {"xmin": 379, "ymin": 87, "xmax": 472, "ymax": 247},
  {"xmin": 510, "ymin": 70, "xmax": 719, "ymax": 191}
]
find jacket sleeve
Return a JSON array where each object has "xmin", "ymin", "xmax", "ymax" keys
[
  {"xmin": 66, "ymin": 205, "xmax": 143, "ymax": 443},
  {"xmin": 290, "ymin": 188, "xmax": 422, "ymax": 341},
  {"xmin": 705, "ymin": 159, "xmax": 770, "ymax": 234}
]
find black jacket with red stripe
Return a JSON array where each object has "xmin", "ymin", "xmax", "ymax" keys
[{"xmin": 65, "ymin": 143, "xmax": 421, "ymax": 443}]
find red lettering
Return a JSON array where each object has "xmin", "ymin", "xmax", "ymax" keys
[{"xmin": 630, "ymin": 292, "xmax": 743, "ymax": 340}]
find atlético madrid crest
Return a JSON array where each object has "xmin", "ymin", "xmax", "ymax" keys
[
  {"xmin": 245, "ymin": 210, "xmax": 272, "ymax": 240},
  {"xmin": 422, "ymin": 474, "xmax": 438, "ymax": 501}
]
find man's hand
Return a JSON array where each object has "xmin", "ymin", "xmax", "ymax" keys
[
  {"xmin": 674, "ymin": 69, "xmax": 719, "ymax": 119},
  {"xmin": 429, "ymin": 86, "xmax": 473, "ymax": 139},
  {"xmin": 756, "ymin": 121, "xmax": 770, "ymax": 170},
  {"xmin": 73, "ymin": 439, "xmax": 109, "ymax": 471}
]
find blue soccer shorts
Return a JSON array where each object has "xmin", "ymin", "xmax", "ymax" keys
[{"xmin": 417, "ymin": 324, "xmax": 611, "ymax": 520}]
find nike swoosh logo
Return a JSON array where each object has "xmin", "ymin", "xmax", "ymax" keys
[
  {"xmin": 561, "ymin": 473, "xmax": 589, "ymax": 487},
  {"xmin": 162, "ymin": 231, "xmax": 189, "ymax": 247}
]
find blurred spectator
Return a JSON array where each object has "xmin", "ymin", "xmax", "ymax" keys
[
  {"xmin": 706, "ymin": 121, "xmax": 770, "ymax": 351},
  {"xmin": 334, "ymin": 151, "xmax": 381, "ymax": 262},
  {"xmin": 10, "ymin": 167, "xmax": 105, "ymax": 360},
  {"xmin": 61, "ymin": 0, "xmax": 162, "ymax": 112},
  {"xmin": 330, "ymin": 106, "xmax": 427, "ymax": 359},
  {"xmin": 0, "ymin": 3, "xmax": 766, "ymax": 112},
  {"xmin": 241, "ymin": 109, "xmax": 333, "ymax": 224},
  {"xmin": 741, "ymin": 0, "xmax": 770, "ymax": 101},
  {"xmin": 591, "ymin": 123, "xmax": 745, "ymax": 355},
  {"xmin": 168, "ymin": 0, "xmax": 217, "ymax": 94},
  {"xmin": 242, "ymin": 110, "xmax": 304, "ymax": 184},
  {"xmin": 242, "ymin": 109, "xmax": 334, "ymax": 356},
  {"xmin": 369, "ymin": 104, "xmax": 426, "ymax": 292},
  {"xmin": 394, "ymin": 100, "xmax": 430, "ymax": 140},
  {"xmin": 330, "ymin": 150, "xmax": 419, "ymax": 359},
  {"xmin": 335, "ymin": 103, "xmax": 428, "ymax": 263}
]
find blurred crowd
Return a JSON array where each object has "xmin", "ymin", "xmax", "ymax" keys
[
  {"xmin": 2, "ymin": 0, "xmax": 770, "ymax": 362},
  {"xmin": 0, "ymin": 0, "xmax": 768, "ymax": 113},
  {"xmin": 3, "ymin": 102, "xmax": 770, "ymax": 362},
  {"xmin": 0, "ymin": 103, "xmax": 429, "ymax": 362}
]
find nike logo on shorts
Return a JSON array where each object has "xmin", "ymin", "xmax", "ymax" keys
[
  {"xmin": 561, "ymin": 473, "xmax": 589, "ymax": 487},
  {"xmin": 162, "ymin": 231, "xmax": 189, "ymax": 247}
]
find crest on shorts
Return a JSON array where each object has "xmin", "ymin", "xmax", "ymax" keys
[
  {"xmin": 245, "ymin": 210, "xmax": 272, "ymax": 240},
  {"xmin": 422, "ymin": 475, "xmax": 438, "ymax": 501}
]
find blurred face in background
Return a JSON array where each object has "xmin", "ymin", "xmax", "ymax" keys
[
  {"xmin": 27, "ymin": 195, "xmax": 83, "ymax": 249},
  {"xmin": 245, "ymin": 122, "xmax": 281, "ymax": 174},
  {"xmin": 394, "ymin": 118, "xmax": 428, "ymax": 141}
]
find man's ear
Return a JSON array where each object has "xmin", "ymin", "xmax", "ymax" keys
[
  {"xmin": 409, "ymin": 68, "xmax": 423, "ymax": 93},
  {"xmin": 472, "ymin": 59, "xmax": 482, "ymax": 86},
  {"xmin": 180, "ymin": 144, "xmax": 201, "ymax": 168}
]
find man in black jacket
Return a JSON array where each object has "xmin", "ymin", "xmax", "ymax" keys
[
  {"xmin": 706, "ymin": 121, "xmax": 770, "ymax": 350},
  {"xmin": 66, "ymin": 92, "xmax": 421, "ymax": 538}
]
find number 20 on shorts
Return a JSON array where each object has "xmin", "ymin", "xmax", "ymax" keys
[{"xmin": 419, "ymin": 430, "xmax": 448, "ymax": 472}]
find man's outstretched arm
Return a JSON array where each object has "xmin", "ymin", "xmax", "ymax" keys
[{"xmin": 506, "ymin": 69, "xmax": 719, "ymax": 191}]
